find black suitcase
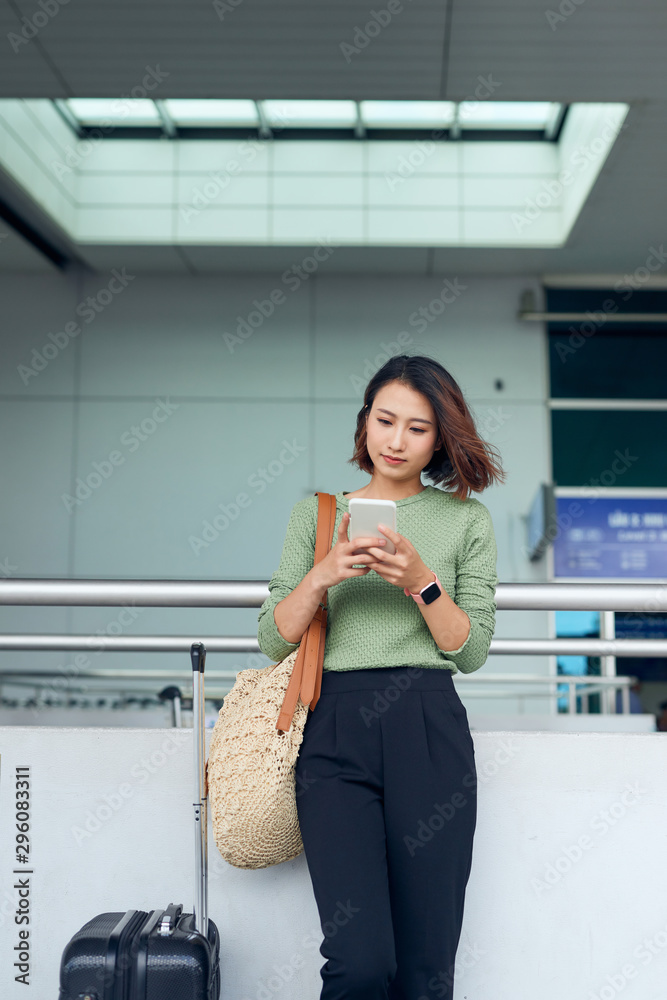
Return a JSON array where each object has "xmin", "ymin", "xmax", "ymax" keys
[{"xmin": 58, "ymin": 642, "xmax": 221, "ymax": 1000}]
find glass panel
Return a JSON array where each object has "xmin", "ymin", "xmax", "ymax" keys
[
  {"xmin": 615, "ymin": 613, "xmax": 667, "ymax": 684},
  {"xmin": 547, "ymin": 287, "xmax": 667, "ymax": 398},
  {"xmin": 552, "ymin": 411, "xmax": 667, "ymax": 488},
  {"xmin": 550, "ymin": 329, "xmax": 667, "ymax": 399},
  {"xmin": 163, "ymin": 99, "xmax": 258, "ymax": 126},
  {"xmin": 360, "ymin": 100, "xmax": 455, "ymax": 128},
  {"xmin": 56, "ymin": 98, "xmax": 568, "ymax": 136},
  {"xmin": 261, "ymin": 100, "xmax": 357, "ymax": 128},
  {"xmin": 66, "ymin": 98, "xmax": 160, "ymax": 125},
  {"xmin": 459, "ymin": 101, "xmax": 557, "ymax": 129},
  {"xmin": 555, "ymin": 610, "xmax": 600, "ymax": 713}
]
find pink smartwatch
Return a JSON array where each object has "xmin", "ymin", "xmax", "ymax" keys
[{"xmin": 404, "ymin": 570, "xmax": 442, "ymax": 605}]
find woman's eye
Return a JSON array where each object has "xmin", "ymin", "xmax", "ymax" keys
[{"xmin": 377, "ymin": 418, "xmax": 425, "ymax": 433}]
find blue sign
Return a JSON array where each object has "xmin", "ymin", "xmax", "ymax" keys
[{"xmin": 553, "ymin": 495, "xmax": 667, "ymax": 579}]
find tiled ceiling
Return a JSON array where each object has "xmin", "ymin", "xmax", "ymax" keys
[
  {"xmin": 0, "ymin": 0, "xmax": 665, "ymax": 274},
  {"xmin": 1, "ymin": 0, "xmax": 665, "ymax": 101}
]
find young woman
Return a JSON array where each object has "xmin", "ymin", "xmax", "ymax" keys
[{"xmin": 257, "ymin": 353, "xmax": 505, "ymax": 1000}]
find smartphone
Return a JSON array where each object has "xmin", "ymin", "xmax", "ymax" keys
[{"xmin": 348, "ymin": 498, "xmax": 397, "ymax": 556}]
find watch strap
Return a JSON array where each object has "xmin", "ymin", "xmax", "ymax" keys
[{"xmin": 404, "ymin": 570, "xmax": 442, "ymax": 604}]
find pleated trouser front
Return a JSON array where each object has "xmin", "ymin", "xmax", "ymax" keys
[{"xmin": 294, "ymin": 665, "xmax": 477, "ymax": 1000}]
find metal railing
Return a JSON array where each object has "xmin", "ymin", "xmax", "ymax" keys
[{"xmin": 1, "ymin": 579, "xmax": 665, "ymax": 715}]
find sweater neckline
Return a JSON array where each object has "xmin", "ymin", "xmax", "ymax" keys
[{"xmin": 337, "ymin": 485, "xmax": 435, "ymax": 508}]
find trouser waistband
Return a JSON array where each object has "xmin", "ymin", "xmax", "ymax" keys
[{"xmin": 319, "ymin": 665, "xmax": 455, "ymax": 692}]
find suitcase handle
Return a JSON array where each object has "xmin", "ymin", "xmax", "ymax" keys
[
  {"xmin": 190, "ymin": 642, "xmax": 209, "ymax": 940},
  {"xmin": 158, "ymin": 902, "xmax": 184, "ymax": 936}
]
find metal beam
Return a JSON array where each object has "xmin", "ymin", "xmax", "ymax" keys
[
  {"xmin": 0, "ymin": 579, "xmax": 666, "ymax": 612},
  {"xmin": 0, "ymin": 634, "xmax": 665, "ymax": 655}
]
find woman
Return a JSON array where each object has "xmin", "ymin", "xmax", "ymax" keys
[{"xmin": 257, "ymin": 354, "xmax": 505, "ymax": 1000}]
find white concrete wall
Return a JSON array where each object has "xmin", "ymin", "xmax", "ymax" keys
[
  {"xmin": 1, "ymin": 725, "xmax": 665, "ymax": 999},
  {"xmin": 0, "ymin": 270, "xmax": 551, "ymax": 715}
]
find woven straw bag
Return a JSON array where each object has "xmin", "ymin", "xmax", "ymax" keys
[{"xmin": 207, "ymin": 492, "xmax": 337, "ymax": 870}]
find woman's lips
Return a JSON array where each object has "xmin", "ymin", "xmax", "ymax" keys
[{"xmin": 383, "ymin": 455, "xmax": 406, "ymax": 464}]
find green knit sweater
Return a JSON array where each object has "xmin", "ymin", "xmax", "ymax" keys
[{"xmin": 257, "ymin": 485, "xmax": 498, "ymax": 675}]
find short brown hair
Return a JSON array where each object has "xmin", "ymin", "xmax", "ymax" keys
[{"xmin": 348, "ymin": 353, "xmax": 506, "ymax": 502}]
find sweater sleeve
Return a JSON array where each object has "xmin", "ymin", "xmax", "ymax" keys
[
  {"xmin": 436, "ymin": 499, "xmax": 498, "ymax": 674},
  {"xmin": 257, "ymin": 497, "xmax": 318, "ymax": 663}
]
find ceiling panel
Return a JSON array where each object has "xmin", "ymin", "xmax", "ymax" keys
[
  {"xmin": 1, "ymin": 0, "xmax": 665, "ymax": 101},
  {"xmin": 0, "ymin": 0, "xmax": 665, "ymax": 274},
  {"xmin": 1, "ymin": 0, "xmax": 449, "ymax": 100},
  {"xmin": 0, "ymin": 224, "xmax": 59, "ymax": 270},
  {"xmin": 0, "ymin": 2, "xmax": 68, "ymax": 95}
]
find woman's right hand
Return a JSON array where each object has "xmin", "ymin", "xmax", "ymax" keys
[{"xmin": 311, "ymin": 512, "xmax": 386, "ymax": 590}]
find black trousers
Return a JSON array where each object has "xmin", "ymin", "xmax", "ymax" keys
[{"xmin": 294, "ymin": 665, "xmax": 477, "ymax": 1000}]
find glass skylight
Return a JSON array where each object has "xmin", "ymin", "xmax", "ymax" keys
[
  {"xmin": 65, "ymin": 98, "xmax": 161, "ymax": 125},
  {"xmin": 163, "ymin": 99, "xmax": 258, "ymax": 126},
  {"xmin": 457, "ymin": 101, "xmax": 559, "ymax": 128},
  {"xmin": 58, "ymin": 99, "xmax": 565, "ymax": 137},
  {"xmin": 261, "ymin": 100, "xmax": 358, "ymax": 128},
  {"xmin": 360, "ymin": 101, "xmax": 456, "ymax": 128}
]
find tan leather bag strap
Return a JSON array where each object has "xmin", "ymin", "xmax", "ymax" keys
[{"xmin": 275, "ymin": 491, "xmax": 337, "ymax": 733}]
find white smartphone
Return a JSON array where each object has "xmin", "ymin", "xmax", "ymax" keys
[{"xmin": 348, "ymin": 498, "xmax": 397, "ymax": 556}]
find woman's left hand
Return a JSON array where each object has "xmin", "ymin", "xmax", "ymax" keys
[{"xmin": 358, "ymin": 523, "xmax": 433, "ymax": 594}]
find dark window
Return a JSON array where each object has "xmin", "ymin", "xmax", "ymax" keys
[
  {"xmin": 550, "ymin": 328, "xmax": 667, "ymax": 399},
  {"xmin": 547, "ymin": 287, "xmax": 667, "ymax": 399},
  {"xmin": 551, "ymin": 410, "xmax": 667, "ymax": 488}
]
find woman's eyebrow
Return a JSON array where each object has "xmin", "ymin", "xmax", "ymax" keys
[{"xmin": 376, "ymin": 408, "xmax": 433, "ymax": 426}]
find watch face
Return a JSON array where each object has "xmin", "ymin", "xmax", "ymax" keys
[{"xmin": 421, "ymin": 582, "xmax": 441, "ymax": 605}]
